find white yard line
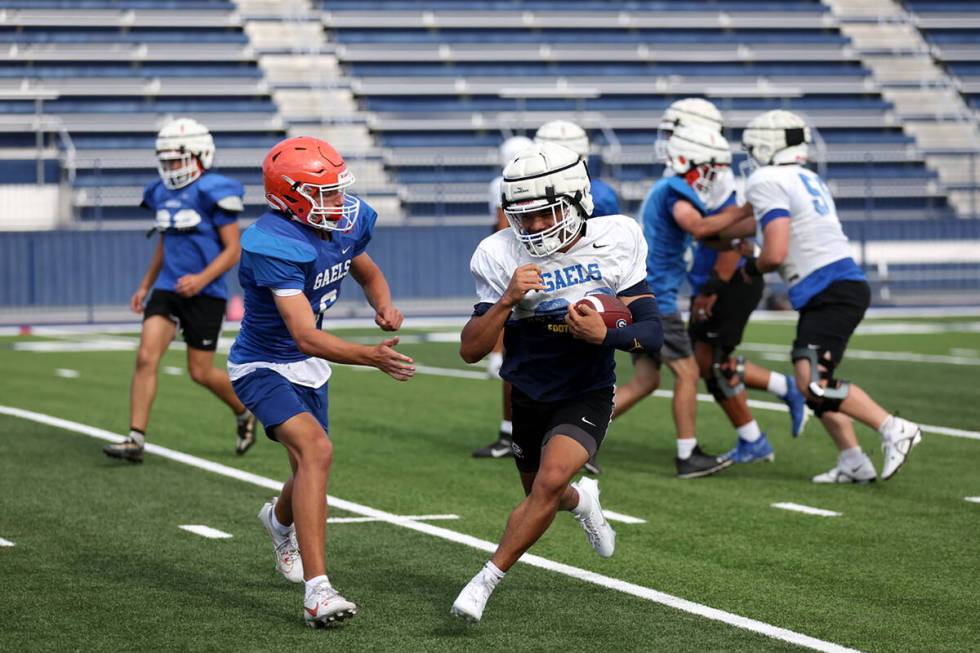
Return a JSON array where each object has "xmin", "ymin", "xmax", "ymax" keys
[
  {"xmin": 329, "ymin": 514, "xmax": 460, "ymax": 524},
  {"xmin": 179, "ymin": 525, "xmax": 234, "ymax": 539},
  {"xmin": 965, "ymin": 497, "xmax": 980, "ymax": 504},
  {"xmin": 54, "ymin": 368, "xmax": 80, "ymax": 378},
  {"xmin": 0, "ymin": 537, "xmax": 15, "ymax": 547},
  {"xmin": 740, "ymin": 342, "xmax": 980, "ymax": 367},
  {"xmin": 163, "ymin": 366, "xmax": 183, "ymax": 376},
  {"xmin": 602, "ymin": 510, "xmax": 647, "ymax": 525},
  {"xmin": 771, "ymin": 503, "xmax": 842, "ymax": 518},
  {"xmin": 0, "ymin": 404, "xmax": 860, "ymax": 653}
]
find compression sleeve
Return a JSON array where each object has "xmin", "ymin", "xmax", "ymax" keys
[{"xmin": 601, "ymin": 295, "xmax": 663, "ymax": 353}]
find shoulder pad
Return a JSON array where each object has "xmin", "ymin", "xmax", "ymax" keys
[
  {"xmin": 666, "ymin": 177, "xmax": 705, "ymax": 213},
  {"xmin": 241, "ymin": 222, "xmax": 316, "ymax": 263},
  {"xmin": 141, "ymin": 180, "xmax": 164, "ymax": 209},
  {"xmin": 355, "ymin": 196, "xmax": 378, "ymax": 233},
  {"xmin": 198, "ymin": 173, "xmax": 245, "ymax": 212}
]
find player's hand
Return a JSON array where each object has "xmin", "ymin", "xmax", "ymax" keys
[
  {"xmin": 502, "ymin": 264, "xmax": 545, "ymax": 307},
  {"xmin": 130, "ymin": 287, "xmax": 148, "ymax": 314},
  {"xmin": 691, "ymin": 294, "xmax": 717, "ymax": 322},
  {"xmin": 736, "ymin": 239, "xmax": 756, "ymax": 258},
  {"xmin": 375, "ymin": 305, "xmax": 403, "ymax": 332},
  {"xmin": 175, "ymin": 274, "xmax": 206, "ymax": 297},
  {"xmin": 371, "ymin": 336, "xmax": 416, "ymax": 381},
  {"xmin": 566, "ymin": 302, "xmax": 607, "ymax": 345}
]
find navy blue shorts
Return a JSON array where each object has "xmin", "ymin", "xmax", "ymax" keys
[{"xmin": 231, "ymin": 368, "xmax": 329, "ymax": 441}]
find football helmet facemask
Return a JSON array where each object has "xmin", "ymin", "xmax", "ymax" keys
[
  {"xmin": 742, "ymin": 109, "xmax": 811, "ymax": 169},
  {"xmin": 654, "ymin": 98, "xmax": 724, "ymax": 163},
  {"xmin": 262, "ymin": 136, "xmax": 359, "ymax": 232},
  {"xmin": 155, "ymin": 117, "xmax": 215, "ymax": 190},
  {"xmin": 501, "ymin": 142, "xmax": 593, "ymax": 257},
  {"xmin": 666, "ymin": 124, "xmax": 732, "ymax": 206}
]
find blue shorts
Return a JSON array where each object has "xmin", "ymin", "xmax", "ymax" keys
[{"xmin": 231, "ymin": 368, "xmax": 329, "ymax": 441}]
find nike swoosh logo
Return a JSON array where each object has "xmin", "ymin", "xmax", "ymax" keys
[
  {"xmin": 305, "ymin": 606, "xmax": 318, "ymax": 617},
  {"xmin": 581, "ymin": 417, "xmax": 597, "ymax": 426},
  {"xmin": 592, "ymin": 243, "xmax": 609, "ymax": 249},
  {"xmin": 341, "ymin": 246, "xmax": 352, "ymax": 254},
  {"xmin": 201, "ymin": 340, "xmax": 214, "ymax": 346},
  {"xmin": 490, "ymin": 447, "xmax": 510, "ymax": 458}
]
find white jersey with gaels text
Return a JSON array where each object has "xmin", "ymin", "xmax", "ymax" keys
[{"xmin": 746, "ymin": 164, "xmax": 852, "ymax": 287}]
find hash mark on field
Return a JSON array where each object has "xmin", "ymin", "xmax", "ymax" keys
[
  {"xmin": 179, "ymin": 525, "xmax": 233, "ymax": 539},
  {"xmin": 771, "ymin": 503, "xmax": 841, "ymax": 517},
  {"xmin": 965, "ymin": 497, "xmax": 980, "ymax": 504},
  {"xmin": 164, "ymin": 366, "xmax": 183, "ymax": 376},
  {"xmin": 329, "ymin": 514, "xmax": 459, "ymax": 524},
  {"xmin": 55, "ymin": 368, "xmax": 79, "ymax": 378},
  {"xmin": 602, "ymin": 510, "xmax": 647, "ymax": 524},
  {"xmin": 0, "ymin": 537, "xmax": 15, "ymax": 547}
]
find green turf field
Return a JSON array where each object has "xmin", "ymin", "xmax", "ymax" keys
[{"xmin": 1, "ymin": 316, "xmax": 978, "ymax": 652}]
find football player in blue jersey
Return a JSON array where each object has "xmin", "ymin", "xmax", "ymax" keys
[
  {"xmin": 228, "ymin": 136, "xmax": 414, "ymax": 627},
  {"xmin": 612, "ymin": 124, "xmax": 753, "ymax": 479},
  {"xmin": 451, "ymin": 142, "xmax": 663, "ymax": 622},
  {"xmin": 103, "ymin": 118, "xmax": 256, "ymax": 464}
]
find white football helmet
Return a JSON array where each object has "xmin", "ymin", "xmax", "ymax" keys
[
  {"xmin": 534, "ymin": 120, "xmax": 589, "ymax": 159},
  {"xmin": 666, "ymin": 124, "xmax": 732, "ymax": 205},
  {"xmin": 742, "ymin": 110, "xmax": 811, "ymax": 169},
  {"xmin": 655, "ymin": 98, "xmax": 724, "ymax": 162},
  {"xmin": 155, "ymin": 117, "xmax": 215, "ymax": 190},
  {"xmin": 501, "ymin": 142, "xmax": 594, "ymax": 257},
  {"xmin": 498, "ymin": 135, "xmax": 534, "ymax": 167}
]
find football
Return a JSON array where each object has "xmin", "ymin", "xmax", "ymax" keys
[{"xmin": 574, "ymin": 294, "xmax": 634, "ymax": 329}]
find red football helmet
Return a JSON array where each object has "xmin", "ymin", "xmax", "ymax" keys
[{"xmin": 262, "ymin": 136, "xmax": 359, "ymax": 231}]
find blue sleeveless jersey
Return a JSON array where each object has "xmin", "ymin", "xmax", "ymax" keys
[
  {"xmin": 591, "ymin": 178, "xmax": 620, "ymax": 218},
  {"xmin": 639, "ymin": 177, "xmax": 706, "ymax": 314},
  {"xmin": 142, "ymin": 172, "xmax": 244, "ymax": 300},
  {"xmin": 228, "ymin": 201, "xmax": 377, "ymax": 365},
  {"xmin": 687, "ymin": 190, "xmax": 739, "ymax": 295}
]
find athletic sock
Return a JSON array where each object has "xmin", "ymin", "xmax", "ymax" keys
[
  {"xmin": 128, "ymin": 428, "xmax": 145, "ymax": 448},
  {"xmin": 570, "ymin": 484, "xmax": 594, "ymax": 517},
  {"xmin": 736, "ymin": 421, "xmax": 762, "ymax": 443},
  {"xmin": 676, "ymin": 438, "xmax": 697, "ymax": 460},
  {"xmin": 839, "ymin": 446, "xmax": 866, "ymax": 467},
  {"xmin": 305, "ymin": 575, "xmax": 330, "ymax": 599},
  {"xmin": 499, "ymin": 420, "xmax": 513, "ymax": 438},
  {"xmin": 767, "ymin": 372, "xmax": 789, "ymax": 398},
  {"xmin": 877, "ymin": 415, "xmax": 896, "ymax": 439},
  {"xmin": 270, "ymin": 507, "xmax": 292, "ymax": 539},
  {"xmin": 482, "ymin": 561, "xmax": 505, "ymax": 589},
  {"xmin": 236, "ymin": 409, "xmax": 252, "ymax": 424}
]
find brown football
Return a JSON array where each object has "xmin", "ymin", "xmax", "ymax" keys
[{"xmin": 574, "ymin": 294, "xmax": 633, "ymax": 329}]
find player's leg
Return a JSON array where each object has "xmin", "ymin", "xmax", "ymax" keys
[
  {"xmin": 181, "ymin": 295, "xmax": 256, "ymax": 454},
  {"xmin": 743, "ymin": 360, "xmax": 807, "ymax": 437},
  {"xmin": 665, "ymin": 352, "xmax": 731, "ymax": 477},
  {"xmin": 612, "ymin": 353, "xmax": 661, "ymax": 418}
]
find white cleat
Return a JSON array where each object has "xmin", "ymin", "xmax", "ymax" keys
[
  {"xmin": 571, "ymin": 477, "xmax": 616, "ymax": 558},
  {"xmin": 451, "ymin": 571, "xmax": 495, "ymax": 623},
  {"xmin": 812, "ymin": 457, "xmax": 877, "ymax": 484},
  {"xmin": 881, "ymin": 418, "xmax": 922, "ymax": 481},
  {"xmin": 257, "ymin": 497, "xmax": 304, "ymax": 583},
  {"xmin": 304, "ymin": 583, "xmax": 357, "ymax": 628}
]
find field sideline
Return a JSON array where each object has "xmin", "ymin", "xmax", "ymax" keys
[{"xmin": 1, "ymin": 315, "xmax": 978, "ymax": 652}]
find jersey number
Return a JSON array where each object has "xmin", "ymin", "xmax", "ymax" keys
[
  {"xmin": 798, "ymin": 173, "xmax": 832, "ymax": 216},
  {"xmin": 155, "ymin": 208, "xmax": 202, "ymax": 230},
  {"xmin": 315, "ymin": 290, "xmax": 338, "ymax": 328}
]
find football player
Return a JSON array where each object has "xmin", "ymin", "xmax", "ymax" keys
[
  {"xmin": 655, "ymin": 99, "xmax": 807, "ymax": 464},
  {"xmin": 103, "ymin": 117, "xmax": 256, "ymax": 464},
  {"xmin": 451, "ymin": 142, "xmax": 663, "ymax": 622},
  {"xmin": 741, "ymin": 110, "xmax": 921, "ymax": 483},
  {"xmin": 472, "ymin": 134, "xmax": 532, "ymax": 460},
  {"xmin": 228, "ymin": 137, "xmax": 415, "ymax": 627},
  {"xmin": 613, "ymin": 123, "xmax": 753, "ymax": 479},
  {"xmin": 534, "ymin": 119, "xmax": 620, "ymax": 219}
]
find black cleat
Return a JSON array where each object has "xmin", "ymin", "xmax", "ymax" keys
[
  {"xmin": 581, "ymin": 454, "xmax": 603, "ymax": 476},
  {"xmin": 103, "ymin": 438, "xmax": 144, "ymax": 464},
  {"xmin": 236, "ymin": 412, "xmax": 257, "ymax": 456},
  {"xmin": 472, "ymin": 434, "xmax": 513, "ymax": 459},
  {"xmin": 675, "ymin": 445, "xmax": 732, "ymax": 479}
]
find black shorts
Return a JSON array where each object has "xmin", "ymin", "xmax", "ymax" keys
[
  {"xmin": 688, "ymin": 274, "xmax": 764, "ymax": 354},
  {"xmin": 794, "ymin": 280, "xmax": 871, "ymax": 365},
  {"xmin": 510, "ymin": 385, "xmax": 614, "ymax": 473},
  {"xmin": 144, "ymin": 289, "xmax": 226, "ymax": 352},
  {"xmin": 632, "ymin": 312, "xmax": 692, "ymax": 367}
]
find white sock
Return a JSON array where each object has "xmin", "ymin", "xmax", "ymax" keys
[
  {"xmin": 767, "ymin": 372, "xmax": 789, "ymax": 398},
  {"xmin": 499, "ymin": 420, "xmax": 513, "ymax": 437},
  {"xmin": 676, "ymin": 438, "xmax": 697, "ymax": 460},
  {"xmin": 482, "ymin": 561, "xmax": 505, "ymax": 589},
  {"xmin": 839, "ymin": 446, "xmax": 866, "ymax": 467},
  {"xmin": 304, "ymin": 574, "xmax": 330, "ymax": 599},
  {"xmin": 877, "ymin": 415, "xmax": 896, "ymax": 439},
  {"xmin": 270, "ymin": 508, "xmax": 292, "ymax": 538},
  {"xmin": 571, "ymin": 484, "xmax": 594, "ymax": 517},
  {"xmin": 128, "ymin": 429, "xmax": 145, "ymax": 447},
  {"xmin": 236, "ymin": 409, "xmax": 252, "ymax": 424},
  {"xmin": 736, "ymin": 421, "xmax": 762, "ymax": 443}
]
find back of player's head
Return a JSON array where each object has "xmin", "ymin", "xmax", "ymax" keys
[
  {"xmin": 534, "ymin": 120, "xmax": 589, "ymax": 159},
  {"xmin": 155, "ymin": 117, "xmax": 214, "ymax": 190},
  {"xmin": 655, "ymin": 98, "xmax": 724, "ymax": 162},
  {"xmin": 262, "ymin": 136, "xmax": 360, "ymax": 232},
  {"xmin": 501, "ymin": 141, "xmax": 593, "ymax": 257},
  {"xmin": 742, "ymin": 110, "xmax": 811, "ymax": 168},
  {"xmin": 499, "ymin": 135, "xmax": 534, "ymax": 167},
  {"xmin": 666, "ymin": 124, "xmax": 732, "ymax": 205}
]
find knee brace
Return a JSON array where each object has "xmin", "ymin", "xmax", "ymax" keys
[
  {"xmin": 708, "ymin": 347, "xmax": 745, "ymax": 402},
  {"xmin": 791, "ymin": 347, "xmax": 849, "ymax": 416}
]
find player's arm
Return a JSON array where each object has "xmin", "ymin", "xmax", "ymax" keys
[
  {"xmin": 743, "ymin": 216, "xmax": 790, "ymax": 276},
  {"xmin": 131, "ymin": 236, "xmax": 164, "ymax": 312},
  {"xmin": 674, "ymin": 200, "xmax": 753, "ymax": 240},
  {"xmin": 350, "ymin": 252, "xmax": 403, "ymax": 331},
  {"xmin": 273, "ymin": 292, "xmax": 415, "ymax": 381},
  {"xmin": 175, "ymin": 222, "xmax": 241, "ymax": 297},
  {"xmin": 567, "ymin": 289, "xmax": 663, "ymax": 352},
  {"xmin": 460, "ymin": 263, "xmax": 544, "ymax": 364}
]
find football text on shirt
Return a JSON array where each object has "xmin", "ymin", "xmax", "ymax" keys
[
  {"xmin": 541, "ymin": 262, "xmax": 602, "ymax": 292},
  {"xmin": 313, "ymin": 259, "xmax": 352, "ymax": 290}
]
